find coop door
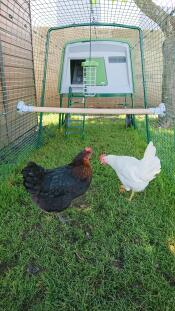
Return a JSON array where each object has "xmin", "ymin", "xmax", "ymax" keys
[
  {"xmin": 82, "ymin": 58, "xmax": 107, "ymax": 86},
  {"xmin": 94, "ymin": 58, "xmax": 107, "ymax": 86}
]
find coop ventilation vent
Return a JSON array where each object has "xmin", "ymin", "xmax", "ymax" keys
[{"xmin": 108, "ymin": 56, "xmax": 127, "ymax": 63}]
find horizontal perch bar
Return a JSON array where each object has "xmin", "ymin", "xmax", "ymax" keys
[
  {"xmin": 17, "ymin": 102, "xmax": 166, "ymax": 116},
  {"xmin": 24, "ymin": 107, "xmax": 153, "ymax": 115}
]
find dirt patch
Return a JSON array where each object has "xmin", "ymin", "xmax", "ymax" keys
[{"xmin": 112, "ymin": 247, "xmax": 125, "ymax": 271}]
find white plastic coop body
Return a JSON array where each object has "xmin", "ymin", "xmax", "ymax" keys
[{"xmin": 60, "ymin": 40, "xmax": 134, "ymax": 95}]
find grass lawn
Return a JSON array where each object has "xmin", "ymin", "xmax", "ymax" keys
[{"xmin": 1, "ymin": 116, "xmax": 175, "ymax": 311}]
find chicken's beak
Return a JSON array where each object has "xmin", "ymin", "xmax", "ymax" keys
[
  {"xmin": 85, "ymin": 147, "xmax": 93, "ymax": 159},
  {"xmin": 85, "ymin": 147, "xmax": 92, "ymax": 153},
  {"xmin": 99, "ymin": 154, "xmax": 107, "ymax": 165}
]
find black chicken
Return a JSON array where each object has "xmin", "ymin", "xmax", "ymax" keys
[{"xmin": 22, "ymin": 147, "xmax": 93, "ymax": 216}]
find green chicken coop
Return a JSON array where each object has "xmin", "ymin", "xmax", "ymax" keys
[{"xmin": 58, "ymin": 39, "xmax": 135, "ymax": 136}]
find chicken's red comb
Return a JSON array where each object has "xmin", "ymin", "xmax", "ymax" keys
[{"xmin": 85, "ymin": 147, "xmax": 93, "ymax": 153}]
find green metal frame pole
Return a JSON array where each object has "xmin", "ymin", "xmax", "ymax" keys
[
  {"xmin": 48, "ymin": 22, "xmax": 141, "ymax": 33},
  {"xmin": 131, "ymin": 94, "xmax": 136, "ymax": 129},
  {"xmin": 59, "ymin": 94, "xmax": 63, "ymax": 128},
  {"xmin": 38, "ymin": 30, "xmax": 51, "ymax": 145},
  {"xmin": 139, "ymin": 29, "xmax": 150, "ymax": 143}
]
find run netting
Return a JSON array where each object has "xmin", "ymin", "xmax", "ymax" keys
[{"xmin": 0, "ymin": 0, "xmax": 175, "ymax": 175}]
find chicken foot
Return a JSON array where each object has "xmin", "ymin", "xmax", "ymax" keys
[
  {"xmin": 119, "ymin": 185, "xmax": 126, "ymax": 193},
  {"xmin": 57, "ymin": 213, "xmax": 70, "ymax": 224}
]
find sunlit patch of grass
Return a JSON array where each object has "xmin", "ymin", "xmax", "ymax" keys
[
  {"xmin": 41, "ymin": 113, "xmax": 59, "ymax": 126},
  {"xmin": 1, "ymin": 116, "xmax": 175, "ymax": 311},
  {"xmin": 168, "ymin": 240, "xmax": 175, "ymax": 256}
]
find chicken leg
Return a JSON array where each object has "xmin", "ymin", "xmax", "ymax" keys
[{"xmin": 128, "ymin": 190, "xmax": 135, "ymax": 202}]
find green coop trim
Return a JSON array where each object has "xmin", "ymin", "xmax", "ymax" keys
[
  {"xmin": 60, "ymin": 92, "xmax": 133, "ymax": 98},
  {"xmin": 58, "ymin": 37, "xmax": 133, "ymax": 49}
]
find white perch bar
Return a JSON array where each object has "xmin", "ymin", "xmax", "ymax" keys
[{"xmin": 17, "ymin": 101, "xmax": 166, "ymax": 116}]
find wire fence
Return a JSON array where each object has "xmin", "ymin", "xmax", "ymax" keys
[
  {"xmin": 0, "ymin": 0, "xmax": 38, "ymax": 171},
  {"xmin": 0, "ymin": 0, "xmax": 175, "ymax": 175}
]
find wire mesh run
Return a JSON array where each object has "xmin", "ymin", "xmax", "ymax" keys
[
  {"xmin": 0, "ymin": 0, "xmax": 38, "ymax": 169},
  {"xmin": 0, "ymin": 0, "xmax": 175, "ymax": 176}
]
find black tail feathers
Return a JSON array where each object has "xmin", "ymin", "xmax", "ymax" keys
[{"xmin": 22, "ymin": 162, "xmax": 45, "ymax": 194}]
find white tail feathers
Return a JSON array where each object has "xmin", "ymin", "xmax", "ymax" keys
[
  {"xmin": 141, "ymin": 142, "xmax": 161, "ymax": 182},
  {"xmin": 143, "ymin": 142, "xmax": 156, "ymax": 160}
]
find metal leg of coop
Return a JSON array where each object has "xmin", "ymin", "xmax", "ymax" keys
[
  {"xmin": 124, "ymin": 96, "xmax": 127, "ymax": 108},
  {"xmin": 59, "ymin": 94, "xmax": 63, "ymax": 128},
  {"xmin": 131, "ymin": 94, "xmax": 136, "ymax": 129}
]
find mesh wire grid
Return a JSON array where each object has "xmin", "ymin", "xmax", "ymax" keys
[
  {"xmin": 0, "ymin": 0, "xmax": 175, "ymax": 175},
  {"xmin": 0, "ymin": 0, "xmax": 38, "ymax": 173}
]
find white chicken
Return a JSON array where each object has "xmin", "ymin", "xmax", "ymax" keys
[{"xmin": 99, "ymin": 142, "xmax": 161, "ymax": 201}]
